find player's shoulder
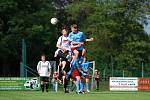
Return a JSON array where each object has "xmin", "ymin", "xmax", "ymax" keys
[
  {"xmin": 78, "ymin": 31, "xmax": 84, "ymax": 35},
  {"xmin": 68, "ymin": 32, "xmax": 74, "ymax": 38},
  {"xmin": 68, "ymin": 32, "xmax": 74, "ymax": 35},
  {"xmin": 45, "ymin": 61, "xmax": 50, "ymax": 63},
  {"xmin": 58, "ymin": 35, "xmax": 63, "ymax": 39},
  {"xmin": 38, "ymin": 61, "xmax": 42, "ymax": 63}
]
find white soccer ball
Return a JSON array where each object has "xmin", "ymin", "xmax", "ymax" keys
[{"xmin": 50, "ymin": 18, "xmax": 58, "ymax": 25}]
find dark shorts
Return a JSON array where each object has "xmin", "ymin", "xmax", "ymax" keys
[
  {"xmin": 57, "ymin": 50, "xmax": 67, "ymax": 61},
  {"xmin": 40, "ymin": 77, "xmax": 49, "ymax": 82}
]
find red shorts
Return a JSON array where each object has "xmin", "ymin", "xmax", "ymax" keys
[
  {"xmin": 84, "ymin": 75, "xmax": 89, "ymax": 79},
  {"xmin": 71, "ymin": 48, "xmax": 76, "ymax": 51},
  {"xmin": 72, "ymin": 69, "xmax": 79, "ymax": 79}
]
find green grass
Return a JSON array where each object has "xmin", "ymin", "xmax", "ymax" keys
[{"xmin": 0, "ymin": 91, "xmax": 150, "ymax": 100}]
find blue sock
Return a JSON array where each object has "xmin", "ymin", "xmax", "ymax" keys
[
  {"xmin": 71, "ymin": 60, "xmax": 76, "ymax": 67},
  {"xmin": 86, "ymin": 83, "xmax": 89, "ymax": 90},
  {"xmin": 79, "ymin": 81, "xmax": 84, "ymax": 92},
  {"xmin": 76, "ymin": 80, "xmax": 80, "ymax": 92},
  {"xmin": 67, "ymin": 60, "xmax": 75, "ymax": 76}
]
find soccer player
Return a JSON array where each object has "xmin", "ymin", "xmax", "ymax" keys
[
  {"xmin": 55, "ymin": 28, "xmax": 75, "ymax": 93},
  {"xmin": 67, "ymin": 24, "xmax": 86, "ymax": 62},
  {"xmin": 37, "ymin": 54, "xmax": 51, "ymax": 92},
  {"xmin": 68, "ymin": 55, "xmax": 84, "ymax": 94},
  {"xmin": 80, "ymin": 60, "xmax": 91, "ymax": 92},
  {"xmin": 54, "ymin": 28, "xmax": 71, "ymax": 71}
]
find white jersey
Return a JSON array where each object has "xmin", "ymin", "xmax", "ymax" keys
[
  {"xmin": 57, "ymin": 35, "xmax": 71, "ymax": 51},
  {"xmin": 37, "ymin": 61, "xmax": 51, "ymax": 77}
]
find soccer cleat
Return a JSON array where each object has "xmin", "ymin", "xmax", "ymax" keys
[
  {"xmin": 79, "ymin": 91, "xmax": 84, "ymax": 94},
  {"xmin": 76, "ymin": 90, "xmax": 80, "ymax": 95},
  {"xmin": 76, "ymin": 92, "xmax": 80, "ymax": 95},
  {"xmin": 81, "ymin": 91, "xmax": 85, "ymax": 94},
  {"xmin": 87, "ymin": 89, "xmax": 90, "ymax": 93}
]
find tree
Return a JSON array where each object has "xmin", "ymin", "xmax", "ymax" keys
[
  {"xmin": 64, "ymin": 0, "xmax": 150, "ymax": 76},
  {"xmin": 0, "ymin": 0, "xmax": 58, "ymax": 76}
]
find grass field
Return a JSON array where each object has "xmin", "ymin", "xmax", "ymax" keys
[{"xmin": 0, "ymin": 91, "xmax": 150, "ymax": 100}]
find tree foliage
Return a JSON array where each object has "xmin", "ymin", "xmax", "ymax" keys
[{"xmin": 0, "ymin": 0, "xmax": 150, "ymax": 76}]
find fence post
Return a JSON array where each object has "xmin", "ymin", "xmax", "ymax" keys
[
  {"xmin": 91, "ymin": 61, "xmax": 95, "ymax": 90},
  {"xmin": 20, "ymin": 39, "xmax": 27, "ymax": 77}
]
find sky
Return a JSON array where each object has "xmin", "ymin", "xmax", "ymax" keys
[{"xmin": 144, "ymin": 19, "xmax": 150, "ymax": 35}]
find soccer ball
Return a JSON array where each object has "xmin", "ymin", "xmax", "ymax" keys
[{"xmin": 50, "ymin": 18, "xmax": 58, "ymax": 25}]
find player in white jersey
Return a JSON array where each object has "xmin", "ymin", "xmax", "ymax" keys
[
  {"xmin": 55, "ymin": 28, "xmax": 72, "ymax": 71},
  {"xmin": 37, "ymin": 54, "xmax": 51, "ymax": 92},
  {"xmin": 55, "ymin": 28, "xmax": 72, "ymax": 93}
]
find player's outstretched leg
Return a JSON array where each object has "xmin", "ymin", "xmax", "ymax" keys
[
  {"xmin": 75, "ymin": 77, "xmax": 80, "ymax": 94},
  {"xmin": 86, "ymin": 78, "xmax": 90, "ymax": 92},
  {"xmin": 79, "ymin": 80, "xmax": 85, "ymax": 94}
]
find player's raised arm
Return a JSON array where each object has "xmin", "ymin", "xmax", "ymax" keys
[
  {"xmin": 85, "ymin": 31, "xmax": 94, "ymax": 42},
  {"xmin": 86, "ymin": 38, "xmax": 94, "ymax": 42}
]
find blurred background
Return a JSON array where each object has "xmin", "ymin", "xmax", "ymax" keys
[{"xmin": 0, "ymin": 0, "xmax": 150, "ymax": 79}]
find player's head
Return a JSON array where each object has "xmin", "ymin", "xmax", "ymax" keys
[
  {"xmin": 95, "ymin": 69, "xmax": 98, "ymax": 74},
  {"xmin": 41, "ymin": 54, "xmax": 46, "ymax": 61},
  {"xmin": 71, "ymin": 24, "xmax": 78, "ymax": 32},
  {"xmin": 54, "ymin": 71, "xmax": 58, "ymax": 74},
  {"xmin": 61, "ymin": 28, "xmax": 68, "ymax": 36}
]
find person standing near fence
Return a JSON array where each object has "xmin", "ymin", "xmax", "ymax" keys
[
  {"xmin": 52, "ymin": 71, "xmax": 59, "ymax": 92},
  {"xmin": 93, "ymin": 69, "xmax": 100, "ymax": 90},
  {"xmin": 37, "ymin": 54, "xmax": 51, "ymax": 92}
]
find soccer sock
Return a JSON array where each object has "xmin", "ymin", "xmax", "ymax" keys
[
  {"xmin": 55, "ymin": 82, "xmax": 58, "ymax": 92},
  {"xmin": 79, "ymin": 81, "xmax": 84, "ymax": 92},
  {"xmin": 71, "ymin": 60, "xmax": 76, "ymax": 67},
  {"xmin": 53, "ymin": 82, "xmax": 55, "ymax": 91},
  {"xmin": 64, "ymin": 78, "xmax": 68, "ymax": 92},
  {"xmin": 71, "ymin": 83, "xmax": 76, "ymax": 91},
  {"xmin": 41, "ymin": 84, "xmax": 44, "ymax": 92},
  {"xmin": 86, "ymin": 82, "xmax": 89, "ymax": 91},
  {"xmin": 45, "ymin": 83, "xmax": 49, "ymax": 92},
  {"xmin": 76, "ymin": 80, "xmax": 80, "ymax": 92}
]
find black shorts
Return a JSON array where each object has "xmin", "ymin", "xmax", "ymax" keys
[
  {"xmin": 78, "ymin": 50, "xmax": 82, "ymax": 58},
  {"xmin": 57, "ymin": 50, "xmax": 67, "ymax": 61},
  {"xmin": 40, "ymin": 77, "xmax": 49, "ymax": 82}
]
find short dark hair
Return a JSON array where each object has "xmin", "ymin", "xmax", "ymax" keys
[
  {"xmin": 61, "ymin": 28, "xmax": 68, "ymax": 33},
  {"xmin": 71, "ymin": 24, "xmax": 78, "ymax": 29},
  {"xmin": 41, "ymin": 54, "xmax": 46, "ymax": 57}
]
